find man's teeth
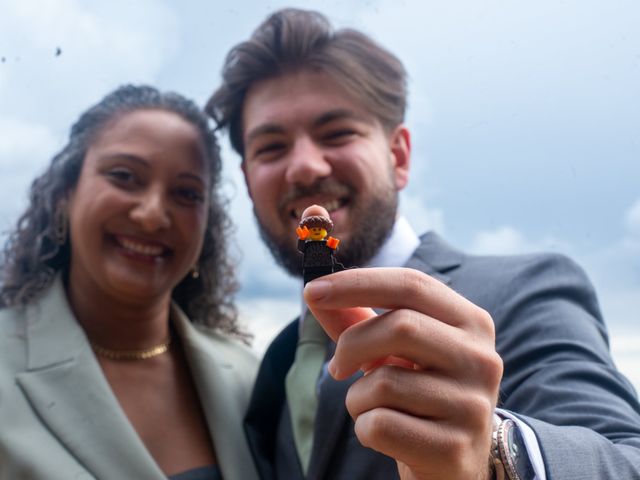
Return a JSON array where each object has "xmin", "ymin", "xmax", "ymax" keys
[
  {"xmin": 293, "ymin": 200, "xmax": 342, "ymax": 219},
  {"xmin": 118, "ymin": 237, "xmax": 164, "ymax": 256},
  {"xmin": 323, "ymin": 199, "xmax": 341, "ymax": 213}
]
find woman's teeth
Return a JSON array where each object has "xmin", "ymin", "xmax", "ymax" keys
[{"xmin": 118, "ymin": 237, "xmax": 164, "ymax": 256}]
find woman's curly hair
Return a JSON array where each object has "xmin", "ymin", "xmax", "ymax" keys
[{"xmin": 0, "ymin": 85, "xmax": 245, "ymax": 339}]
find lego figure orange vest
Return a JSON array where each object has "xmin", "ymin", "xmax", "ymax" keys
[{"xmin": 296, "ymin": 205, "xmax": 344, "ymax": 285}]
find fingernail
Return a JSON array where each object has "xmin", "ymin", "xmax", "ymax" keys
[
  {"xmin": 328, "ymin": 357, "xmax": 340, "ymax": 378},
  {"xmin": 304, "ymin": 279, "xmax": 331, "ymax": 300}
]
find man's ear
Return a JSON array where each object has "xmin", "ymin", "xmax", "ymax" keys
[
  {"xmin": 240, "ymin": 160, "xmax": 253, "ymax": 200},
  {"xmin": 389, "ymin": 124, "xmax": 411, "ymax": 191}
]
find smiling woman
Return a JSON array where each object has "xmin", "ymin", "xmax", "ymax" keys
[{"xmin": 0, "ymin": 85, "xmax": 259, "ymax": 480}]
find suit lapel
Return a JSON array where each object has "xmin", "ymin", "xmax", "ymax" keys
[
  {"xmin": 308, "ymin": 363, "xmax": 361, "ymax": 480},
  {"xmin": 404, "ymin": 231, "xmax": 463, "ymax": 285},
  {"xmin": 172, "ymin": 306, "xmax": 259, "ymax": 480},
  {"xmin": 244, "ymin": 320, "xmax": 299, "ymax": 480},
  {"xmin": 16, "ymin": 277, "xmax": 163, "ymax": 479}
]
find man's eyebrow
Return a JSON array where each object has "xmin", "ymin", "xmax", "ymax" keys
[
  {"xmin": 245, "ymin": 109, "xmax": 372, "ymax": 144},
  {"xmin": 245, "ymin": 124, "xmax": 286, "ymax": 145},
  {"xmin": 313, "ymin": 109, "xmax": 372, "ymax": 127}
]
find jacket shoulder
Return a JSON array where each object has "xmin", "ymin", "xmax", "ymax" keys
[
  {"xmin": 0, "ymin": 305, "xmax": 30, "ymax": 412},
  {"xmin": 0, "ymin": 305, "xmax": 28, "ymax": 365},
  {"xmin": 440, "ymin": 244, "xmax": 595, "ymax": 312},
  {"xmin": 193, "ymin": 325, "xmax": 259, "ymax": 377}
]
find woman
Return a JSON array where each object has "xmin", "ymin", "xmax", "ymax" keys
[{"xmin": 0, "ymin": 85, "xmax": 259, "ymax": 480}]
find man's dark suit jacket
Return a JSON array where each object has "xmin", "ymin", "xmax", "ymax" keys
[{"xmin": 245, "ymin": 232, "xmax": 640, "ymax": 479}]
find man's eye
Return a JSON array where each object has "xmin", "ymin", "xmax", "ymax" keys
[
  {"xmin": 247, "ymin": 142, "xmax": 287, "ymax": 164},
  {"xmin": 324, "ymin": 129, "xmax": 356, "ymax": 142},
  {"xmin": 255, "ymin": 142, "xmax": 286, "ymax": 156}
]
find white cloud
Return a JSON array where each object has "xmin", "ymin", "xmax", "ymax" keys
[
  {"xmin": 578, "ymin": 200, "xmax": 640, "ymax": 288},
  {"xmin": 624, "ymin": 198, "xmax": 640, "ymax": 238},
  {"xmin": 0, "ymin": 0, "xmax": 180, "ymax": 125},
  {"xmin": 1, "ymin": 0, "xmax": 178, "ymax": 68},
  {"xmin": 578, "ymin": 202, "xmax": 640, "ymax": 333},
  {"xmin": 0, "ymin": 118, "xmax": 61, "ymax": 232},
  {"xmin": 238, "ymin": 297, "xmax": 298, "ymax": 355},
  {"xmin": 471, "ymin": 226, "xmax": 528, "ymax": 255},
  {"xmin": 0, "ymin": 67, "xmax": 6, "ymax": 92},
  {"xmin": 399, "ymin": 192, "xmax": 445, "ymax": 235},
  {"xmin": 0, "ymin": 117, "xmax": 59, "ymax": 168},
  {"xmin": 469, "ymin": 226, "xmax": 569, "ymax": 256},
  {"xmin": 609, "ymin": 328, "xmax": 640, "ymax": 394}
]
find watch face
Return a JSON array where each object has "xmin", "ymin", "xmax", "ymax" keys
[{"xmin": 501, "ymin": 420, "xmax": 535, "ymax": 480}]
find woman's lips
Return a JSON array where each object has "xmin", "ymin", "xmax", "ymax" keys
[{"xmin": 113, "ymin": 234, "xmax": 170, "ymax": 261}]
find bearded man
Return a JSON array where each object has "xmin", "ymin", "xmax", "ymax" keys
[{"xmin": 207, "ymin": 8, "xmax": 640, "ymax": 480}]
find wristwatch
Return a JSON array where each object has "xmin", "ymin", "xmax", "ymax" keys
[{"xmin": 489, "ymin": 415, "xmax": 535, "ymax": 480}]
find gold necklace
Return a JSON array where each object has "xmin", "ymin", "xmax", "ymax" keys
[{"xmin": 91, "ymin": 337, "xmax": 172, "ymax": 361}]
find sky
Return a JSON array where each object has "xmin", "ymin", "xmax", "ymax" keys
[{"xmin": 1, "ymin": 0, "xmax": 638, "ymax": 386}]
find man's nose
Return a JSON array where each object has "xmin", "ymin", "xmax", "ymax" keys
[
  {"xmin": 284, "ymin": 137, "xmax": 331, "ymax": 186},
  {"xmin": 129, "ymin": 187, "xmax": 171, "ymax": 231}
]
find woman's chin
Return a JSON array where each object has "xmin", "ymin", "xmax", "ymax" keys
[{"xmin": 101, "ymin": 270, "xmax": 173, "ymax": 304}]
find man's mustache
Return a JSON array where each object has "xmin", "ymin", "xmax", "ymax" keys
[{"xmin": 278, "ymin": 180, "xmax": 354, "ymax": 211}]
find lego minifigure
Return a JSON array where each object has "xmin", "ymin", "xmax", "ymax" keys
[{"xmin": 296, "ymin": 205, "xmax": 344, "ymax": 285}]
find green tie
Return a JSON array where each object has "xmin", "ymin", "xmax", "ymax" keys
[{"xmin": 285, "ymin": 310, "xmax": 328, "ymax": 474}]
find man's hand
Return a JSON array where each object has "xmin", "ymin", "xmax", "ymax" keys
[{"xmin": 304, "ymin": 267, "xmax": 503, "ymax": 480}]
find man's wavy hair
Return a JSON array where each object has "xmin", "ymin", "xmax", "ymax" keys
[
  {"xmin": 0, "ymin": 85, "xmax": 244, "ymax": 338},
  {"xmin": 206, "ymin": 8, "xmax": 407, "ymax": 157}
]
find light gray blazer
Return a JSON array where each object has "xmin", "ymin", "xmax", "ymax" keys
[{"xmin": 0, "ymin": 277, "xmax": 259, "ymax": 480}]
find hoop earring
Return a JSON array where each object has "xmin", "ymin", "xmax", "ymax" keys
[
  {"xmin": 191, "ymin": 265, "xmax": 200, "ymax": 279},
  {"xmin": 54, "ymin": 201, "xmax": 68, "ymax": 246}
]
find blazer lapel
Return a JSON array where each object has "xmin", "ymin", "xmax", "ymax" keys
[
  {"xmin": 174, "ymin": 308, "xmax": 259, "ymax": 480},
  {"xmin": 308, "ymin": 362, "xmax": 362, "ymax": 480},
  {"xmin": 16, "ymin": 277, "xmax": 163, "ymax": 479},
  {"xmin": 403, "ymin": 232, "xmax": 462, "ymax": 285}
]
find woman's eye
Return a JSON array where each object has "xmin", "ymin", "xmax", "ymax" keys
[
  {"xmin": 175, "ymin": 188, "xmax": 205, "ymax": 205},
  {"xmin": 105, "ymin": 167, "xmax": 136, "ymax": 185}
]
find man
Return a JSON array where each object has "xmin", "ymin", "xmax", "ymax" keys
[{"xmin": 207, "ymin": 8, "xmax": 640, "ymax": 480}]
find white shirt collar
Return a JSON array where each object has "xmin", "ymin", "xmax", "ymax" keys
[{"xmin": 365, "ymin": 216, "xmax": 420, "ymax": 268}]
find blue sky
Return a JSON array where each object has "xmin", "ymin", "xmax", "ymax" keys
[{"xmin": 1, "ymin": 0, "xmax": 638, "ymax": 386}]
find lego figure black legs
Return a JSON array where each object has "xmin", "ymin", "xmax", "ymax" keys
[{"xmin": 296, "ymin": 205, "xmax": 343, "ymax": 285}]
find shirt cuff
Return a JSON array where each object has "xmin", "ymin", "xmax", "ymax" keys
[{"xmin": 495, "ymin": 408, "xmax": 547, "ymax": 480}]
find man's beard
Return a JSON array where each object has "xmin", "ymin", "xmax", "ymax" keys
[{"xmin": 254, "ymin": 182, "xmax": 398, "ymax": 278}]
